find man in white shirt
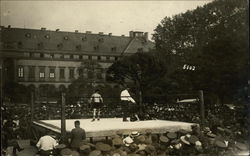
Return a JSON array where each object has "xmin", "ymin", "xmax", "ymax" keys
[
  {"xmin": 36, "ymin": 132, "xmax": 58, "ymax": 155},
  {"xmin": 120, "ymin": 86, "xmax": 139, "ymax": 122},
  {"xmin": 89, "ymin": 89, "xmax": 103, "ymax": 121}
]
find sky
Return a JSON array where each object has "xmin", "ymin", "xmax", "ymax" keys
[{"xmin": 0, "ymin": 1, "xmax": 211, "ymax": 40}]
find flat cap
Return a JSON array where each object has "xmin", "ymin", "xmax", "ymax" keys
[{"xmin": 167, "ymin": 132, "xmax": 177, "ymax": 139}]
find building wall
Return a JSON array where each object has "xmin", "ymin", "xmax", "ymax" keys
[{"xmin": 0, "ymin": 27, "xmax": 155, "ymax": 100}]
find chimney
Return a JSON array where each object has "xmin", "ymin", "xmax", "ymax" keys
[
  {"xmin": 56, "ymin": 29, "xmax": 60, "ymax": 32},
  {"xmin": 121, "ymin": 35, "xmax": 125, "ymax": 37},
  {"xmin": 75, "ymin": 30, "xmax": 79, "ymax": 33},
  {"xmin": 41, "ymin": 27, "xmax": 46, "ymax": 30},
  {"xmin": 99, "ymin": 32, "xmax": 104, "ymax": 35},
  {"xmin": 129, "ymin": 31, "xmax": 134, "ymax": 38},
  {"xmin": 108, "ymin": 33, "xmax": 112, "ymax": 36},
  {"xmin": 8, "ymin": 25, "xmax": 11, "ymax": 28},
  {"xmin": 86, "ymin": 31, "xmax": 92, "ymax": 34},
  {"xmin": 144, "ymin": 32, "xmax": 148, "ymax": 41}
]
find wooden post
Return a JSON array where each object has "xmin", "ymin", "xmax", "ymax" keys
[
  {"xmin": 31, "ymin": 91, "xmax": 34, "ymax": 121},
  {"xmin": 61, "ymin": 92, "xmax": 66, "ymax": 142},
  {"xmin": 199, "ymin": 90, "xmax": 205, "ymax": 130}
]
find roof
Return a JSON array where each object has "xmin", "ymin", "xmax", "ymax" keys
[{"xmin": 0, "ymin": 26, "xmax": 154, "ymax": 55}]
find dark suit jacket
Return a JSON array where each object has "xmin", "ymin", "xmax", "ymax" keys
[{"xmin": 70, "ymin": 127, "xmax": 86, "ymax": 148}]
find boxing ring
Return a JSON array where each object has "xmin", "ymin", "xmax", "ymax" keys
[{"xmin": 31, "ymin": 118, "xmax": 197, "ymax": 141}]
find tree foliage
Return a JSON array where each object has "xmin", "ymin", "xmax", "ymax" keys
[{"xmin": 153, "ymin": 0, "xmax": 248, "ymax": 104}]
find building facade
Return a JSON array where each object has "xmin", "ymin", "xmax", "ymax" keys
[{"xmin": 0, "ymin": 26, "xmax": 154, "ymax": 100}]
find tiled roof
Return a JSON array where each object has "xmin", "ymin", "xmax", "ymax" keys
[{"xmin": 0, "ymin": 27, "xmax": 154, "ymax": 54}]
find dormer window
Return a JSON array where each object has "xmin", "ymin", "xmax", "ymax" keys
[
  {"xmin": 38, "ymin": 42, "xmax": 44, "ymax": 49},
  {"xmin": 45, "ymin": 34, "xmax": 50, "ymax": 39},
  {"xmin": 17, "ymin": 41, "xmax": 23, "ymax": 48},
  {"xmin": 111, "ymin": 47, "xmax": 117, "ymax": 52},
  {"xmin": 64, "ymin": 36, "xmax": 69, "ymax": 40},
  {"xmin": 98, "ymin": 38, "xmax": 104, "ymax": 43},
  {"xmin": 57, "ymin": 43, "xmax": 63, "ymax": 49},
  {"xmin": 81, "ymin": 36, "xmax": 87, "ymax": 41},
  {"xmin": 76, "ymin": 45, "xmax": 82, "ymax": 51},
  {"xmin": 25, "ymin": 33, "xmax": 31, "ymax": 38},
  {"xmin": 94, "ymin": 46, "xmax": 99, "ymax": 51}
]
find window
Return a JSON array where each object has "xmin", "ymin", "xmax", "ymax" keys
[
  {"xmin": 40, "ymin": 53, "xmax": 44, "ymax": 58},
  {"xmin": 76, "ymin": 45, "xmax": 81, "ymax": 51},
  {"xmin": 81, "ymin": 36, "xmax": 87, "ymax": 41},
  {"xmin": 57, "ymin": 43, "xmax": 63, "ymax": 49},
  {"xmin": 59, "ymin": 68, "xmax": 65, "ymax": 79},
  {"xmin": 78, "ymin": 68, "xmax": 83, "ymax": 76},
  {"xmin": 70, "ymin": 55, "xmax": 73, "ymax": 59},
  {"xmin": 94, "ymin": 46, "xmax": 99, "ymax": 51},
  {"xmin": 49, "ymin": 54, "xmax": 54, "ymax": 59},
  {"xmin": 45, "ymin": 34, "xmax": 50, "ymax": 39},
  {"xmin": 29, "ymin": 52, "xmax": 34, "ymax": 57},
  {"xmin": 111, "ymin": 47, "xmax": 117, "ymax": 52},
  {"xmin": 98, "ymin": 38, "xmax": 104, "ymax": 43},
  {"xmin": 39, "ymin": 67, "xmax": 45, "ymax": 79},
  {"xmin": 18, "ymin": 66, "xmax": 24, "ymax": 78},
  {"xmin": 106, "ymin": 56, "xmax": 110, "ymax": 60},
  {"xmin": 60, "ymin": 54, "xmax": 64, "ymax": 59},
  {"xmin": 64, "ymin": 36, "xmax": 69, "ymax": 40},
  {"xmin": 97, "ymin": 56, "xmax": 101, "ymax": 60},
  {"xmin": 25, "ymin": 33, "xmax": 31, "ymax": 38},
  {"xmin": 69, "ymin": 68, "xmax": 74, "ymax": 79},
  {"xmin": 88, "ymin": 55, "xmax": 92, "ymax": 60},
  {"xmin": 28, "ymin": 66, "xmax": 35, "ymax": 80},
  {"xmin": 49, "ymin": 68, "xmax": 55, "ymax": 78},
  {"xmin": 17, "ymin": 42, "xmax": 23, "ymax": 48},
  {"xmin": 79, "ymin": 55, "xmax": 83, "ymax": 59},
  {"xmin": 115, "ymin": 57, "xmax": 118, "ymax": 61},
  {"xmin": 87, "ymin": 70, "xmax": 94, "ymax": 79},
  {"xmin": 38, "ymin": 42, "xmax": 44, "ymax": 49}
]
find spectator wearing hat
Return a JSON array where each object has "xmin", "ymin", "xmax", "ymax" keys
[
  {"xmin": 60, "ymin": 148, "xmax": 73, "ymax": 156},
  {"xmin": 89, "ymin": 89, "xmax": 103, "ymax": 122},
  {"xmin": 69, "ymin": 120, "xmax": 86, "ymax": 151},
  {"xmin": 2, "ymin": 118, "xmax": 24, "ymax": 156},
  {"xmin": 36, "ymin": 131, "xmax": 59, "ymax": 156},
  {"xmin": 120, "ymin": 86, "xmax": 139, "ymax": 122}
]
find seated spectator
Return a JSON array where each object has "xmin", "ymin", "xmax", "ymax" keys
[
  {"xmin": 36, "ymin": 131, "xmax": 59, "ymax": 156},
  {"xmin": 69, "ymin": 120, "xmax": 86, "ymax": 151}
]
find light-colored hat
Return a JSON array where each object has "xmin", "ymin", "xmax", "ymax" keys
[
  {"xmin": 174, "ymin": 143, "xmax": 182, "ymax": 150},
  {"xmin": 130, "ymin": 131, "xmax": 140, "ymax": 137},
  {"xmin": 123, "ymin": 136, "xmax": 134, "ymax": 146},
  {"xmin": 180, "ymin": 135, "xmax": 190, "ymax": 145}
]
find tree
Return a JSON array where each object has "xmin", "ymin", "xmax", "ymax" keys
[
  {"xmin": 153, "ymin": 0, "xmax": 248, "ymax": 104},
  {"xmin": 107, "ymin": 52, "xmax": 168, "ymax": 105}
]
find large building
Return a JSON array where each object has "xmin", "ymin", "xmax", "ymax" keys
[{"xmin": 0, "ymin": 26, "xmax": 154, "ymax": 100}]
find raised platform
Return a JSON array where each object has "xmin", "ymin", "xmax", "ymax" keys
[{"xmin": 32, "ymin": 118, "xmax": 196, "ymax": 138}]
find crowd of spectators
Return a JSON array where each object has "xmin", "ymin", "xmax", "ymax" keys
[{"xmin": 1, "ymin": 100, "xmax": 249, "ymax": 155}]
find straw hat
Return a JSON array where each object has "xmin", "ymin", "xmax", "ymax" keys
[
  {"xmin": 123, "ymin": 136, "xmax": 134, "ymax": 146},
  {"xmin": 130, "ymin": 131, "xmax": 140, "ymax": 137},
  {"xmin": 180, "ymin": 135, "xmax": 190, "ymax": 145}
]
